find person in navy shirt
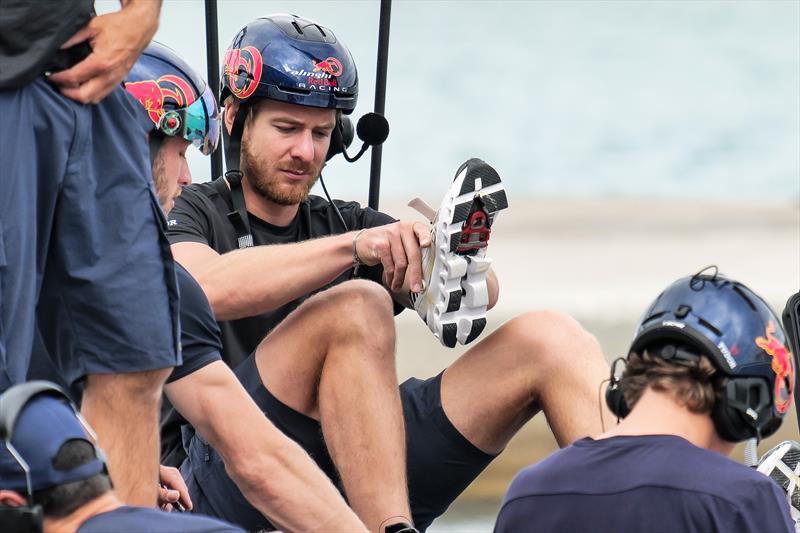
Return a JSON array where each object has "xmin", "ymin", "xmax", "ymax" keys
[
  {"xmin": 0, "ymin": 383, "xmax": 243, "ymax": 533},
  {"xmin": 496, "ymin": 270, "xmax": 795, "ymax": 533}
]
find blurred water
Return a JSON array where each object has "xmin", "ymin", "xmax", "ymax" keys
[{"xmin": 98, "ymin": 0, "xmax": 800, "ymax": 204}]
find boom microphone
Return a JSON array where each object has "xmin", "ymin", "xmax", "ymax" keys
[
  {"xmin": 342, "ymin": 113, "xmax": 390, "ymax": 162},
  {"xmin": 356, "ymin": 112, "xmax": 390, "ymax": 146}
]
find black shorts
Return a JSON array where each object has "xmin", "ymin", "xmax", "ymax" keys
[{"xmin": 181, "ymin": 351, "xmax": 497, "ymax": 532}]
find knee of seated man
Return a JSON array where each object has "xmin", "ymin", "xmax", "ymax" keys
[
  {"xmin": 84, "ymin": 367, "xmax": 171, "ymax": 404},
  {"xmin": 502, "ymin": 310, "xmax": 600, "ymax": 369},
  {"xmin": 325, "ymin": 279, "xmax": 394, "ymax": 320},
  {"xmin": 318, "ymin": 280, "xmax": 395, "ymax": 341}
]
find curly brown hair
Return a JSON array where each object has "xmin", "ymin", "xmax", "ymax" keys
[{"xmin": 621, "ymin": 348, "xmax": 725, "ymax": 414}]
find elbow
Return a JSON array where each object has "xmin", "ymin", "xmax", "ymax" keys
[
  {"xmin": 224, "ymin": 443, "xmax": 297, "ymax": 505},
  {"xmin": 192, "ymin": 274, "xmax": 239, "ymax": 321}
]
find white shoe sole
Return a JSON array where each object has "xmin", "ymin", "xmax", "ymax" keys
[{"xmin": 412, "ymin": 158, "xmax": 508, "ymax": 348}]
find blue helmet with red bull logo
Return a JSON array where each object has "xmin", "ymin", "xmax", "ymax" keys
[
  {"xmin": 220, "ymin": 14, "xmax": 358, "ymax": 113},
  {"xmin": 612, "ymin": 267, "xmax": 794, "ymax": 442},
  {"xmin": 124, "ymin": 41, "xmax": 220, "ymax": 155}
]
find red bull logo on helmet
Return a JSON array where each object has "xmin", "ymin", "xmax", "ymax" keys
[
  {"xmin": 224, "ymin": 46, "xmax": 263, "ymax": 99},
  {"xmin": 312, "ymin": 57, "xmax": 343, "ymax": 77},
  {"xmin": 756, "ymin": 321, "xmax": 795, "ymax": 414},
  {"xmin": 283, "ymin": 56, "xmax": 345, "ymax": 91},
  {"xmin": 126, "ymin": 75, "xmax": 196, "ymax": 125}
]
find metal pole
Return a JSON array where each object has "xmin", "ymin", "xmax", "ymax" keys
[
  {"xmin": 205, "ymin": 0, "xmax": 223, "ymax": 179},
  {"xmin": 368, "ymin": 0, "xmax": 392, "ymax": 210}
]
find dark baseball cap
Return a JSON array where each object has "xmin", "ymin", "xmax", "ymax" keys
[{"xmin": 0, "ymin": 394, "xmax": 105, "ymax": 493}]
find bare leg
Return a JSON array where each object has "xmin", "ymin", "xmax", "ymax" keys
[
  {"xmin": 82, "ymin": 367, "xmax": 171, "ymax": 506},
  {"xmin": 255, "ymin": 280, "xmax": 410, "ymax": 532},
  {"xmin": 441, "ymin": 310, "xmax": 611, "ymax": 455}
]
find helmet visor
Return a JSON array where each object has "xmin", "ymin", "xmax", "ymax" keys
[{"xmin": 181, "ymin": 86, "xmax": 220, "ymax": 155}]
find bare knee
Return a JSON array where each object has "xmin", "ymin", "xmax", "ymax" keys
[
  {"xmin": 499, "ymin": 310, "xmax": 602, "ymax": 373},
  {"xmin": 84, "ymin": 367, "xmax": 171, "ymax": 406},
  {"xmin": 321, "ymin": 280, "xmax": 394, "ymax": 334}
]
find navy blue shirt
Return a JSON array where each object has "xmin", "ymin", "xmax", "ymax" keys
[
  {"xmin": 495, "ymin": 435, "xmax": 793, "ymax": 533},
  {"xmin": 160, "ymin": 263, "xmax": 223, "ymax": 466},
  {"xmin": 167, "ymin": 263, "xmax": 222, "ymax": 383},
  {"xmin": 77, "ymin": 505, "xmax": 243, "ymax": 532}
]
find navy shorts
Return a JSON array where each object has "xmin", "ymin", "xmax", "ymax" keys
[
  {"xmin": 0, "ymin": 78, "xmax": 180, "ymax": 390},
  {"xmin": 181, "ymin": 352, "xmax": 496, "ymax": 532}
]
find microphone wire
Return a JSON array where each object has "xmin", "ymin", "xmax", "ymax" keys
[{"xmin": 319, "ymin": 172, "xmax": 349, "ymax": 233}]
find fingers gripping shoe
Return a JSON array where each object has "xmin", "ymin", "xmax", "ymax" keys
[{"xmin": 409, "ymin": 158, "xmax": 508, "ymax": 348}]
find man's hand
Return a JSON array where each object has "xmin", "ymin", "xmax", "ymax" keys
[
  {"xmin": 354, "ymin": 221, "xmax": 431, "ymax": 292},
  {"xmin": 48, "ymin": 0, "xmax": 161, "ymax": 104},
  {"xmin": 158, "ymin": 464, "xmax": 193, "ymax": 512}
]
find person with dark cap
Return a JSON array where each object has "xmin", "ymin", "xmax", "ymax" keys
[
  {"xmin": 1, "ymin": 0, "xmax": 180, "ymax": 507},
  {"xmin": 495, "ymin": 268, "xmax": 794, "ymax": 533},
  {"xmin": 0, "ymin": 381, "xmax": 243, "ymax": 533}
]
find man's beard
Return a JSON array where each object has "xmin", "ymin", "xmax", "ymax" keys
[{"xmin": 241, "ymin": 136, "xmax": 322, "ymax": 206}]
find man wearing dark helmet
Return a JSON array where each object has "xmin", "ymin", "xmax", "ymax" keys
[
  {"xmin": 121, "ymin": 41, "xmax": 373, "ymax": 532},
  {"xmin": 167, "ymin": 14, "xmax": 612, "ymax": 533},
  {"xmin": 496, "ymin": 269, "xmax": 794, "ymax": 533}
]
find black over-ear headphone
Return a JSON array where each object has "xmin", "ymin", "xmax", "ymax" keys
[
  {"xmin": 325, "ymin": 114, "xmax": 354, "ymax": 162},
  {"xmin": 604, "ymin": 357, "xmax": 630, "ymax": 419},
  {"xmin": 0, "ymin": 381, "xmax": 107, "ymax": 533},
  {"xmin": 604, "ymin": 344, "xmax": 775, "ymax": 442}
]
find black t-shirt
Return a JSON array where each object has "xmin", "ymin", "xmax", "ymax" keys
[
  {"xmin": 0, "ymin": 0, "xmax": 94, "ymax": 88},
  {"xmin": 495, "ymin": 434, "xmax": 794, "ymax": 533},
  {"xmin": 166, "ymin": 177, "xmax": 401, "ymax": 368},
  {"xmin": 167, "ymin": 263, "xmax": 223, "ymax": 383},
  {"xmin": 160, "ymin": 262, "xmax": 223, "ymax": 467}
]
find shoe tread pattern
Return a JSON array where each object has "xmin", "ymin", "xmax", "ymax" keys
[
  {"xmin": 442, "ymin": 323, "xmax": 458, "ymax": 348},
  {"xmin": 465, "ymin": 318, "xmax": 487, "ymax": 344}
]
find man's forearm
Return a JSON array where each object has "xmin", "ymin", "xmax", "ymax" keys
[
  {"xmin": 174, "ymin": 232, "xmax": 357, "ymax": 320},
  {"xmin": 119, "ymin": 0, "xmax": 161, "ymax": 38},
  {"xmin": 166, "ymin": 366, "xmax": 366, "ymax": 531},
  {"xmin": 225, "ymin": 435, "xmax": 366, "ymax": 532}
]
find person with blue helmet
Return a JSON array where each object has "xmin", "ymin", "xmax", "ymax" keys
[
  {"xmin": 0, "ymin": 0, "xmax": 180, "ymax": 507},
  {"xmin": 0, "ymin": 381, "xmax": 243, "ymax": 533},
  {"xmin": 166, "ymin": 13, "xmax": 612, "ymax": 533},
  {"xmin": 122, "ymin": 41, "xmax": 370, "ymax": 532},
  {"xmin": 495, "ymin": 268, "xmax": 795, "ymax": 533}
]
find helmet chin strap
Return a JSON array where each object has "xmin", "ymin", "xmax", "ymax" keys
[{"xmin": 223, "ymin": 104, "xmax": 254, "ymax": 249}]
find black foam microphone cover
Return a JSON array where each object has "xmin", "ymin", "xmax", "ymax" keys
[{"xmin": 356, "ymin": 112, "xmax": 389, "ymax": 146}]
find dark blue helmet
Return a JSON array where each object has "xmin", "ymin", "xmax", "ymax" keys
[
  {"xmin": 124, "ymin": 42, "xmax": 220, "ymax": 155},
  {"xmin": 629, "ymin": 267, "xmax": 794, "ymax": 441},
  {"xmin": 220, "ymin": 14, "xmax": 358, "ymax": 113}
]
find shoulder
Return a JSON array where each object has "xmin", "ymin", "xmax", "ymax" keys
[
  {"xmin": 502, "ymin": 443, "xmax": 583, "ymax": 501},
  {"xmin": 175, "ymin": 263, "xmax": 210, "ymax": 312},
  {"xmin": 306, "ymin": 195, "xmax": 396, "ymax": 229},
  {"xmin": 174, "ymin": 180, "xmax": 224, "ymax": 210},
  {"xmin": 78, "ymin": 506, "xmax": 244, "ymax": 533}
]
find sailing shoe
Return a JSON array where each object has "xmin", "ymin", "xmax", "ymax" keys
[
  {"xmin": 757, "ymin": 440, "xmax": 800, "ymax": 525},
  {"xmin": 409, "ymin": 158, "xmax": 508, "ymax": 348}
]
